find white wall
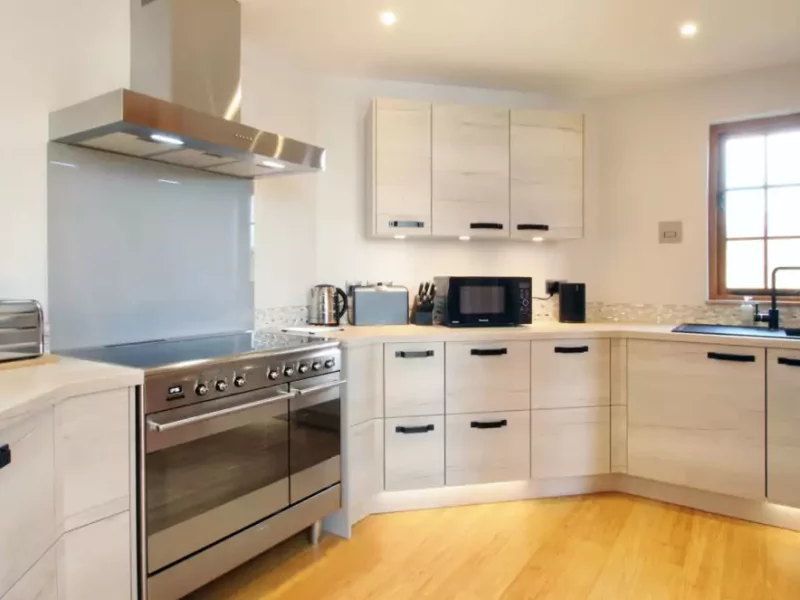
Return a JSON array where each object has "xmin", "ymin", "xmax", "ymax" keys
[
  {"xmin": 0, "ymin": 0, "xmax": 129, "ymax": 305},
  {"xmin": 591, "ymin": 62, "xmax": 800, "ymax": 305}
]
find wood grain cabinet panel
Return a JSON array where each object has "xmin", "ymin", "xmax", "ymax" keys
[
  {"xmin": 510, "ymin": 110, "xmax": 584, "ymax": 240},
  {"xmin": 445, "ymin": 340, "xmax": 530, "ymax": 414},
  {"xmin": 385, "ymin": 416, "xmax": 445, "ymax": 491},
  {"xmin": 370, "ymin": 98, "xmax": 432, "ymax": 237},
  {"xmin": 432, "ymin": 104, "xmax": 510, "ymax": 238},
  {"xmin": 446, "ymin": 410, "xmax": 530, "ymax": 485},
  {"xmin": 3, "ymin": 547, "xmax": 57, "ymax": 600},
  {"xmin": 530, "ymin": 339, "xmax": 610, "ymax": 409},
  {"xmin": 611, "ymin": 406, "xmax": 628, "ymax": 474},
  {"xmin": 344, "ymin": 343, "xmax": 384, "ymax": 427},
  {"xmin": 767, "ymin": 348, "xmax": 800, "ymax": 507},
  {"xmin": 345, "ymin": 419, "xmax": 384, "ymax": 527},
  {"xmin": 627, "ymin": 340, "xmax": 765, "ymax": 500},
  {"xmin": 531, "ymin": 407, "xmax": 610, "ymax": 479},
  {"xmin": 0, "ymin": 410, "xmax": 56, "ymax": 597},
  {"xmin": 384, "ymin": 343, "xmax": 444, "ymax": 417}
]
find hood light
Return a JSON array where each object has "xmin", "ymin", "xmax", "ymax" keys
[
  {"xmin": 151, "ymin": 133, "xmax": 185, "ymax": 146},
  {"xmin": 532, "ymin": 237, "xmax": 545, "ymax": 243},
  {"xmin": 393, "ymin": 235, "xmax": 407, "ymax": 240},
  {"xmin": 261, "ymin": 160, "xmax": 286, "ymax": 169}
]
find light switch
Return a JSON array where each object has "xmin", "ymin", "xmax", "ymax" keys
[{"xmin": 659, "ymin": 221, "xmax": 683, "ymax": 244}]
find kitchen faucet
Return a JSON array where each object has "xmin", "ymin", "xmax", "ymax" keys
[{"xmin": 753, "ymin": 267, "xmax": 800, "ymax": 330}]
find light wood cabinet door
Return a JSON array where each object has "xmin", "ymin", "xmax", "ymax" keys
[
  {"xmin": 385, "ymin": 416, "xmax": 445, "ymax": 491},
  {"xmin": 343, "ymin": 344, "xmax": 384, "ymax": 427},
  {"xmin": 510, "ymin": 110, "xmax": 583, "ymax": 240},
  {"xmin": 3, "ymin": 547, "xmax": 57, "ymax": 600},
  {"xmin": 371, "ymin": 98, "xmax": 432, "ymax": 237},
  {"xmin": 531, "ymin": 407, "xmax": 610, "ymax": 478},
  {"xmin": 445, "ymin": 340, "xmax": 530, "ymax": 414},
  {"xmin": 628, "ymin": 340, "xmax": 765, "ymax": 500},
  {"xmin": 767, "ymin": 349, "xmax": 800, "ymax": 507},
  {"xmin": 446, "ymin": 410, "xmax": 530, "ymax": 485},
  {"xmin": 432, "ymin": 104, "xmax": 510, "ymax": 238},
  {"xmin": 346, "ymin": 419, "xmax": 384, "ymax": 527},
  {"xmin": 0, "ymin": 410, "xmax": 56, "ymax": 597},
  {"xmin": 384, "ymin": 343, "xmax": 445, "ymax": 417},
  {"xmin": 530, "ymin": 339, "xmax": 610, "ymax": 409}
]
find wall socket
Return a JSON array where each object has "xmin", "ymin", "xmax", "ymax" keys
[
  {"xmin": 546, "ymin": 280, "xmax": 566, "ymax": 296},
  {"xmin": 659, "ymin": 221, "xmax": 683, "ymax": 244}
]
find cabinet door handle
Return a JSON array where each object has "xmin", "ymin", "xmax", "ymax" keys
[
  {"xmin": 778, "ymin": 357, "xmax": 800, "ymax": 367},
  {"xmin": 389, "ymin": 220, "xmax": 425, "ymax": 229},
  {"xmin": 395, "ymin": 425, "xmax": 435, "ymax": 434},
  {"xmin": 0, "ymin": 444, "xmax": 10, "ymax": 471},
  {"xmin": 554, "ymin": 346, "xmax": 589, "ymax": 354},
  {"xmin": 469, "ymin": 223, "xmax": 504, "ymax": 230},
  {"xmin": 395, "ymin": 350, "xmax": 435, "ymax": 359},
  {"xmin": 470, "ymin": 348, "xmax": 508, "ymax": 357},
  {"xmin": 516, "ymin": 224, "xmax": 550, "ymax": 231},
  {"xmin": 707, "ymin": 352, "xmax": 756, "ymax": 363},
  {"xmin": 470, "ymin": 419, "xmax": 508, "ymax": 429}
]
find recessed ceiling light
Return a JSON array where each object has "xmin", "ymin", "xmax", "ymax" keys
[
  {"xmin": 531, "ymin": 237, "xmax": 544, "ymax": 243},
  {"xmin": 150, "ymin": 133, "xmax": 184, "ymax": 146},
  {"xmin": 458, "ymin": 236, "xmax": 471, "ymax": 241},
  {"xmin": 680, "ymin": 22, "xmax": 698, "ymax": 38},
  {"xmin": 380, "ymin": 11, "xmax": 397, "ymax": 26},
  {"xmin": 393, "ymin": 235, "xmax": 407, "ymax": 240}
]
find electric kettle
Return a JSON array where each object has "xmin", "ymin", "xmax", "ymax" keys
[{"xmin": 308, "ymin": 284, "xmax": 348, "ymax": 326}]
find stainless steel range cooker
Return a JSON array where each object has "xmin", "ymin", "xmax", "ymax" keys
[{"xmin": 63, "ymin": 331, "xmax": 343, "ymax": 600}]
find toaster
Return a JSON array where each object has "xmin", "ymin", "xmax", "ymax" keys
[{"xmin": 348, "ymin": 284, "xmax": 409, "ymax": 326}]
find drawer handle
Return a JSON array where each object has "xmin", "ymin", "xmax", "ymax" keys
[
  {"xmin": 469, "ymin": 222, "xmax": 504, "ymax": 230},
  {"xmin": 389, "ymin": 220, "xmax": 425, "ymax": 229},
  {"xmin": 0, "ymin": 444, "xmax": 10, "ymax": 471},
  {"xmin": 396, "ymin": 350, "xmax": 435, "ymax": 359},
  {"xmin": 395, "ymin": 425, "xmax": 435, "ymax": 434},
  {"xmin": 470, "ymin": 419, "xmax": 508, "ymax": 430},
  {"xmin": 471, "ymin": 348, "xmax": 508, "ymax": 357},
  {"xmin": 707, "ymin": 352, "xmax": 756, "ymax": 363},
  {"xmin": 517, "ymin": 224, "xmax": 550, "ymax": 231},
  {"xmin": 778, "ymin": 357, "xmax": 800, "ymax": 367},
  {"xmin": 554, "ymin": 346, "xmax": 589, "ymax": 354}
]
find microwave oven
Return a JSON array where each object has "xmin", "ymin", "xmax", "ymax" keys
[{"xmin": 433, "ymin": 277, "xmax": 532, "ymax": 327}]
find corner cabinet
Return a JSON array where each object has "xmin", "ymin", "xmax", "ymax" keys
[
  {"xmin": 510, "ymin": 110, "xmax": 584, "ymax": 240},
  {"xmin": 767, "ymin": 348, "xmax": 800, "ymax": 508},
  {"xmin": 368, "ymin": 98, "xmax": 432, "ymax": 237}
]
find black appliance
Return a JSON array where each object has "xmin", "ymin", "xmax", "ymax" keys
[
  {"xmin": 559, "ymin": 283, "xmax": 587, "ymax": 323},
  {"xmin": 433, "ymin": 277, "xmax": 532, "ymax": 327}
]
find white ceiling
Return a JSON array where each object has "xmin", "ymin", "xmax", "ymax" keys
[{"xmin": 241, "ymin": 0, "xmax": 800, "ymax": 97}]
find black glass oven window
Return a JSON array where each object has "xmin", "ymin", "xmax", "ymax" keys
[
  {"xmin": 290, "ymin": 398, "xmax": 341, "ymax": 476},
  {"xmin": 459, "ymin": 285, "xmax": 506, "ymax": 315}
]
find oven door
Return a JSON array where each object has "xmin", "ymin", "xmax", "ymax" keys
[
  {"xmin": 446, "ymin": 277, "xmax": 524, "ymax": 326},
  {"xmin": 144, "ymin": 386, "xmax": 292, "ymax": 574},
  {"xmin": 288, "ymin": 374, "xmax": 343, "ymax": 503}
]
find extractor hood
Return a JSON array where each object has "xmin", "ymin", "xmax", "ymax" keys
[{"xmin": 49, "ymin": 0, "xmax": 325, "ymax": 178}]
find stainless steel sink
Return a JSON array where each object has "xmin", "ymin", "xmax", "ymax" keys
[{"xmin": 672, "ymin": 324, "xmax": 800, "ymax": 338}]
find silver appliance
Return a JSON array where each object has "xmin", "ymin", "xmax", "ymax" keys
[
  {"xmin": 308, "ymin": 285, "xmax": 348, "ymax": 326},
  {"xmin": 60, "ymin": 331, "xmax": 343, "ymax": 600},
  {"xmin": 0, "ymin": 300, "xmax": 44, "ymax": 364},
  {"xmin": 348, "ymin": 284, "xmax": 409, "ymax": 326},
  {"xmin": 48, "ymin": 0, "xmax": 325, "ymax": 179}
]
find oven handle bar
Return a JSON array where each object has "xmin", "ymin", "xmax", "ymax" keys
[
  {"xmin": 292, "ymin": 379, "xmax": 347, "ymax": 397},
  {"xmin": 147, "ymin": 391, "xmax": 296, "ymax": 432}
]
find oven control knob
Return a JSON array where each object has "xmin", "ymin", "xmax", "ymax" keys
[
  {"xmin": 312, "ymin": 361, "xmax": 322, "ymax": 371},
  {"xmin": 283, "ymin": 366, "xmax": 295, "ymax": 377},
  {"xmin": 234, "ymin": 375, "xmax": 246, "ymax": 388},
  {"xmin": 195, "ymin": 383, "xmax": 209, "ymax": 396},
  {"xmin": 215, "ymin": 380, "xmax": 228, "ymax": 392},
  {"xmin": 324, "ymin": 359, "xmax": 335, "ymax": 369},
  {"xmin": 298, "ymin": 364, "xmax": 310, "ymax": 374},
  {"xmin": 268, "ymin": 370, "xmax": 279, "ymax": 381}
]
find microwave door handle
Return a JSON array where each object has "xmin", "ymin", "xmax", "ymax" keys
[{"xmin": 147, "ymin": 391, "xmax": 295, "ymax": 433}]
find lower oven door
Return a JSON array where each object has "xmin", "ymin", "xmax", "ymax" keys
[
  {"xmin": 288, "ymin": 374, "xmax": 343, "ymax": 503},
  {"xmin": 144, "ymin": 386, "xmax": 292, "ymax": 574}
]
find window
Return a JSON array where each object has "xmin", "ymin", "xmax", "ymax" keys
[{"xmin": 709, "ymin": 114, "xmax": 800, "ymax": 300}]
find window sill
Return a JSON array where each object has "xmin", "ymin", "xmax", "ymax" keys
[{"xmin": 706, "ymin": 298, "xmax": 800, "ymax": 307}]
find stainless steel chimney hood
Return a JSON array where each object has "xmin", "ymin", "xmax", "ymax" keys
[{"xmin": 49, "ymin": 0, "xmax": 325, "ymax": 178}]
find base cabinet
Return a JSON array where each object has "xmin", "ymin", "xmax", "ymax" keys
[
  {"xmin": 627, "ymin": 340, "xmax": 765, "ymax": 500},
  {"xmin": 385, "ymin": 416, "xmax": 445, "ymax": 491},
  {"xmin": 767, "ymin": 348, "xmax": 800, "ymax": 507},
  {"xmin": 531, "ymin": 407, "xmax": 610, "ymax": 479},
  {"xmin": 3, "ymin": 548, "xmax": 57, "ymax": 600}
]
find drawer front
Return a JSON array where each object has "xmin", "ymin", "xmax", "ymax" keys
[
  {"xmin": 385, "ymin": 416, "xmax": 445, "ymax": 491},
  {"xmin": 0, "ymin": 410, "xmax": 56, "ymax": 597},
  {"xmin": 446, "ymin": 341, "xmax": 530, "ymax": 413},
  {"xmin": 384, "ymin": 343, "xmax": 445, "ymax": 417},
  {"xmin": 446, "ymin": 410, "xmax": 530, "ymax": 486},
  {"xmin": 530, "ymin": 339, "xmax": 610, "ymax": 409},
  {"xmin": 531, "ymin": 407, "xmax": 610, "ymax": 479},
  {"xmin": 767, "ymin": 348, "xmax": 800, "ymax": 507}
]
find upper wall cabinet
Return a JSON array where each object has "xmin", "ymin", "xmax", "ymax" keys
[
  {"xmin": 368, "ymin": 98, "xmax": 433, "ymax": 237},
  {"xmin": 510, "ymin": 110, "xmax": 584, "ymax": 240},
  {"xmin": 432, "ymin": 105, "xmax": 510, "ymax": 238}
]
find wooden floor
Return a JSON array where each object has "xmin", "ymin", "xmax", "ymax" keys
[{"xmin": 189, "ymin": 493, "xmax": 800, "ymax": 600}]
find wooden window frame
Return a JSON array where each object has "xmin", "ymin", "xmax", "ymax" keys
[{"xmin": 708, "ymin": 113, "xmax": 800, "ymax": 302}]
